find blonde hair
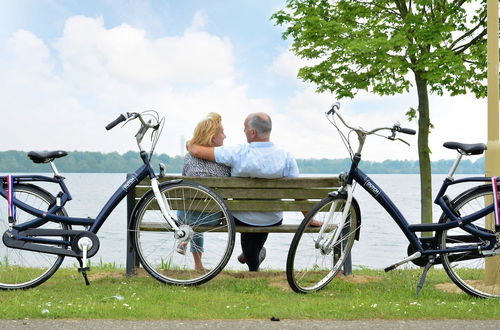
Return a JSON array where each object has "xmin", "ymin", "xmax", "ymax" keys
[{"xmin": 189, "ymin": 112, "xmax": 222, "ymax": 147}]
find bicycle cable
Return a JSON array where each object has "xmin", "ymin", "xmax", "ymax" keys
[{"xmin": 326, "ymin": 113, "xmax": 354, "ymax": 160}]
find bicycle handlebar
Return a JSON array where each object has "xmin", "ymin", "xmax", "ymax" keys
[
  {"xmin": 327, "ymin": 102, "xmax": 415, "ymax": 138},
  {"xmin": 105, "ymin": 113, "xmax": 129, "ymax": 130},
  {"xmin": 394, "ymin": 126, "xmax": 416, "ymax": 135}
]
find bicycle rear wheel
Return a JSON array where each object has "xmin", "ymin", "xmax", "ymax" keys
[
  {"xmin": 438, "ymin": 184, "xmax": 500, "ymax": 298},
  {"xmin": 287, "ymin": 194, "xmax": 360, "ymax": 293},
  {"xmin": 130, "ymin": 181, "xmax": 235, "ymax": 286},
  {"xmin": 0, "ymin": 183, "xmax": 68, "ymax": 290}
]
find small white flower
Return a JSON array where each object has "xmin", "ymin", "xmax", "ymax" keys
[
  {"xmin": 371, "ymin": 304, "xmax": 378, "ymax": 308},
  {"xmin": 41, "ymin": 309, "xmax": 50, "ymax": 315}
]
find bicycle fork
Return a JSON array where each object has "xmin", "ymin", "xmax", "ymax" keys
[
  {"xmin": 150, "ymin": 178, "xmax": 187, "ymax": 240},
  {"xmin": 315, "ymin": 187, "xmax": 353, "ymax": 254}
]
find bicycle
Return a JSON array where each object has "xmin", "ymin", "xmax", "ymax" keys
[
  {"xmin": 286, "ymin": 102, "xmax": 500, "ymax": 298},
  {"xmin": 0, "ymin": 111, "xmax": 235, "ymax": 289}
]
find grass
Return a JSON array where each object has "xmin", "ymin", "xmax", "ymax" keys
[{"xmin": 0, "ymin": 267, "xmax": 499, "ymax": 320}]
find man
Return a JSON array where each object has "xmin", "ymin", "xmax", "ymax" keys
[{"xmin": 188, "ymin": 112, "xmax": 299, "ymax": 271}]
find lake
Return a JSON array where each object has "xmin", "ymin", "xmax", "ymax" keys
[{"xmin": 19, "ymin": 172, "xmax": 480, "ymax": 271}]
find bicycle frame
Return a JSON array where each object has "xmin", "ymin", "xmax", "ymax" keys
[
  {"xmin": 324, "ymin": 104, "xmax": 498, "ymax": 266},
  {"xmin": 0, "ymin": 113, "xmax": 182, "ymax": 258},
  {"xmin": 1, "ymin": 161, "xmax": 151, "ymax": 233},
  {"xmin": 346, "ymin": 165, "xmax": 497, "ymax": 257}
]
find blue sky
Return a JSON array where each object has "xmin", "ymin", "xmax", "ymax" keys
[{"xmin": 0, "ymin": 0, "xmax": 488, "ymax": 161}]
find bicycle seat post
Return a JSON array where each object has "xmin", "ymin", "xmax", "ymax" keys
[
  {"xmin": 49, "ymin": 161, "xmax": 63, "ymax": 178},
  {"xmin": 446, "ymin": 153, "xmax": 463, "ymax": 180}
]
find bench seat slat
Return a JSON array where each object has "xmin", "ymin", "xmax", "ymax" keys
[
  {"xmin": 139, "ymin": 176, "xmax": 339, "ymax": 189},
  {"xmin": 139, "ymin": 223, "xmax": 328, "ymax": 233},
  {"xmin": 134, "ymin": 187, "xmax": 332, "ymax": 200}
]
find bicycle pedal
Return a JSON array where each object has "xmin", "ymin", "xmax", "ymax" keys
[{"xmin": 78, "ymin": 267, "xmax": 90, "ymax": 272}]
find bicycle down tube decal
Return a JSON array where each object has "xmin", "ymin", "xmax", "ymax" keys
[
  {"xmin": 363, "ymin": 178, "xmax": 381, "ymax": 198},
  {"xmin": 493, "ymin": 177, "xmax": 500, "ymax": 226},
  {"xmin": 6, "ymin": 175, "xmax": 16, "ymax": 223}
]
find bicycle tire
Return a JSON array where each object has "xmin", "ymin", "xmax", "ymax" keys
[
  {"xmin": 287, "ymin": 194, "xmax": 360, "ymax": 293},
  {"xmin": 438, "ymin": 184, "xmax": 500, "ymax": 298},
  {"xmin": 130, "ymin": 180, "xmax": 235, "ymax": 286},
  {"xmin": 0, "ymin": 183, "xmax": 68, "ymax": 290}
]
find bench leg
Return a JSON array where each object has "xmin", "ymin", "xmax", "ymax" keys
[
  {"xmin": 126, "ymin": 173, "xmax": 138, "ymax": 276},
  {"xmin": 342, "ymin": 226, "xmax": 352, "ymax": 276}
]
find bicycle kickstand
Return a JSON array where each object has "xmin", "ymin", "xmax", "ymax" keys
[
  {"xmin": 415, "ymin": 256, "xmax": 435, "ymax": 298},
  {"xmin": 77, "ymin": 258, "xmax": 91, "ymax": 286}
]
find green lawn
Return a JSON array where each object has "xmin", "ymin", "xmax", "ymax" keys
[{"xmin": 1, "ymin": 267, "xmax": 499, "ymax": 320}]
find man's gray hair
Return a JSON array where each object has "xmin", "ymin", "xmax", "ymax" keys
[{"xmin": 248, "ymin": 113, "xmax": 272, "ymax": 138}]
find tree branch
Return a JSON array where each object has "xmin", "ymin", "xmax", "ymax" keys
[
  {"xmin": 453, "ymin": 28, "xmax": 487, "ymax": 54},
  {"xmin": 449, "ymin": 14, "xmax": 487, "ymax": 51}
]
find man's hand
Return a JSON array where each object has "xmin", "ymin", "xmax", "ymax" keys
[{"xmin": 187, "ymin": 143, "xmax": 216, "ymax": 162}]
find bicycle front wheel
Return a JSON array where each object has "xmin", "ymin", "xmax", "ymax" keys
[
  {"xmin": 130, "ymin": 181, "xmax": 235, "ymax": 286},
  {"xmin": 287, "ymin": 194, "xmax": 360, "ymax": 293},
  {"xmin": 438, "ymin": 184, "xmax": 500, "ymax": 298},
  {"xmin": 0, "ymin": 183, "xmax": 68, "ymax": 290}
]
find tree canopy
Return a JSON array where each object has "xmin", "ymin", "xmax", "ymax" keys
[
  {"xmin": 272, "ymin": 0, "xmax": 487, "ymax": 100},
  {"xmin": 272, "ymin": 0, "xmax": 488, "ymax": 224}
]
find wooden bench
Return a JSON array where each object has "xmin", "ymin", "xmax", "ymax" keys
[{"xmin": 125, "ymin": 175, "xmax": 352, "ymax": 275}]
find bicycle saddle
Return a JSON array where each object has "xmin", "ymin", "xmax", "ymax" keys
[
  {"xmin": 28, "ymin": 150, "xmax": 68, "ymax": 163},
  {"xmin": 443, "ymin": 142, "xmax": 486, "ymax": 155}
]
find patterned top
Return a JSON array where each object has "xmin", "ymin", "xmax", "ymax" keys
[{"xmin": 182, "ymin": 153, "xmax": 231, "ymax": 177}]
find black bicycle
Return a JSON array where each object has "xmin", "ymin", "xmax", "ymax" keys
[
  {"xmin": 0, "ymin": 111, "xmax": 235, "ymax": 289},
  {"xmin": 286, "ymin": 102, "xmax": 500, "ymax": 298}
]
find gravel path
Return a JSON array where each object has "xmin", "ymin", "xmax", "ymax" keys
[{"xmin": 1, "ymin": 319, "xmax": 500, "ymax": 329}]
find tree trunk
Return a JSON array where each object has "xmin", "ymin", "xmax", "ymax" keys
[{"xmin": 414, "ymin": 72, "xmax": 433, "ymax": 230}]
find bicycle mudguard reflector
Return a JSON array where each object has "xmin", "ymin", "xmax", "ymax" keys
[
  {"xmin": 6, "ymin": 175, "xmax": 16, "ymax": 223},
  {"xmin": 493, "ymin": 177, "xmax": 500, "ymax": 226}
]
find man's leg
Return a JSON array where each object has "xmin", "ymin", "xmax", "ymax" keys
[{"xmin": 240, "ymin": 232, "xmax": 268, "ymax": 271}]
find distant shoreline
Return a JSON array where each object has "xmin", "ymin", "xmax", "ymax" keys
[{"xmin": 0, "ymin": 150, "xmax": 484, "ymax": 174}]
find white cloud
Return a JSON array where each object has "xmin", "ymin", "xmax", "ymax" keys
[
  {"xmin": 0, "ymin": 13, "xmax": 491, "ymax": 165},
  {"xmin": 267, "ymin": 48, "xmax": 490, "ymax": 162},
  {"xmin": 0, "ymin": 14, "xmax": 247, "ymax": 157}
]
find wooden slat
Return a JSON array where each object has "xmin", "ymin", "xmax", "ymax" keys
[
  {"xmin": 139, "ymin": 175, "xmax": 339, "ymax": 189},
  {"xmin": 134, "ymin": 187, "xmax": 332, "ymax": 200},
  {"xmin": 225, "ymin": 200, "xmax": 318, "ymax": 212},
  {"xmin": 139, "ymin": 223, "xmax": 328, "ymax": 233},
  {"xmin": 134, "ymin": 199, "xmax": 319, "ymax": 212}
]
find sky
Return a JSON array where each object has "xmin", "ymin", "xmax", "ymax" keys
[{"xmin": 0, "ymin": 0, "xmax": 491, "ymax": 162}]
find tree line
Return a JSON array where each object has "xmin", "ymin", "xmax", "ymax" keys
[{"xmin": 0, "ymin": 150, "xmax": 484, "ymax": 174}]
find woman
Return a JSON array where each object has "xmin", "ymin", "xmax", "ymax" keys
[{"xmin": 177, "ymin": 112, "xmax": 231, "ymax": 271}]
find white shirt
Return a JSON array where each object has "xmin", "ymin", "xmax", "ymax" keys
[{"xmin": 214, "ymin": 141, "xmax": 299, "ymax": 225}]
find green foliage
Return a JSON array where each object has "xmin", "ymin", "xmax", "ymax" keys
[
  {"xmin": 0, "ymin": 150, "xmax": 483, "ymax": 174},
  {"xmin": 0, "ymin": 151, "xmax": 184, "ymax": 174},
  {"xmin": 272, "ymin": 0, "xmax": 487, "ymax": 99}
]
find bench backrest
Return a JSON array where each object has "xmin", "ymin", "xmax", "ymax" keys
[{"xmin": 133, "ymin": 175, "xmax": 339, "ymax": 212}]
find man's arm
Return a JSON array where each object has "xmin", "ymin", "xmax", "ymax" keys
[{"xmin": 187, "ymin": 143, "xmax": 216, "ymax": 162}]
